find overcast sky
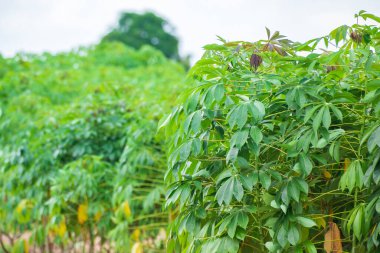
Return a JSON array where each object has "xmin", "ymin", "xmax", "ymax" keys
[{"xmin": 1, "ymin": 0, "xmax": 379, "ymax": 61}]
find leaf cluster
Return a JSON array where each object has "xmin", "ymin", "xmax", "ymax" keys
[{"xmin": 162, "ymin": 11, "xmax": 380, "ymax": 253}]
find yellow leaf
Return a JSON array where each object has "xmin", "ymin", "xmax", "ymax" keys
[
  {"xmin": 23, "ymin": 239, "xmax": 29, "ymax": 253},
  {"xmin": 15, "ymin": 199, "xmax": 32, "ymax": 224},
  {"xmin": 169, "ymin": 210, "xmax": 177, "ymax": 221},
  {"xmin": 78, "ymin": 204, "xmax": 88, "ymax": 224},
  {"xmin": 16, "ymin": 199, "xmax": 32, "ymax": 214},
  {"xmin": 323, "ymin": 170, "xmax": 332, "ymax": 179},
  {"xmin": 94, "ymin": 211, "xmax": 102, "ymax": 222},
  {"xmin": 344, "ymin": 158, "xmax": 350, "ymax": 172},
  {"xmin": 16, "ymin": 202, "xmax": 25, "ymax": 214},
  {"xmin": 56, "ymin": 219, "xmax": 67, "ymax": 237},
  {"xmin": 131, "ymin": 229, "xmax": 141, "ymax": 241},
  {"xmin": 315, "ymin": 216, "xmax": 326, "ymax": 228},
  {"xmin": 131, "ymin": 242, "xmax": 143, "ymax": 253},
  {"xmin": 123, "ymin": 201, "xmax": 132, "ymax": 219},
  {"xmin": 324, "ymin": 222, "xmax": 343, "ymax": 253}
]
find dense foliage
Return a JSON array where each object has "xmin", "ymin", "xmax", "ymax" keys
[
  {"xmin": 0, "ymin": 42, "xmax": 186, "ymax": 252},
  {"xmin": 162, "ymin": 11, "xmax": 380, "ymax": 253},
  {"xmin": 103, "ymin": 12, "xmax": 179, "ymax": 60}
]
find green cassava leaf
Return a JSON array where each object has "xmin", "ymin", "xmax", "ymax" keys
[
  {"xmin": 368, "ymin": 126, "xmax": 380, "ymax": 153},
  {"xmin": 299, "ymin": 153, "xmax": 313, "ymax": 175},
  {"xmin": 216, "ymin": 176, "xmax": 244, "ymax": 205},
  {"xmin": 250, "ymin": 126, "xmax": 263, "ymax": 144},
  {"xmin": 295, "ymin": 217, "xmax": 317, "ymax": 228},
  {"xmin": 288, "ymin": 224, "xmax": 300, "ymax": 245}
]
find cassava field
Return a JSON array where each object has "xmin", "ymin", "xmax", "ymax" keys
[{"xmin": 1, "ymin": 10, "xmax": 380, "ymax": 253}]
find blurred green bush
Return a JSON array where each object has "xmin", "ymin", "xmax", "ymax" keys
[{"xmin": 0, "ymin": 41, "xmax": 186, "ymax": 252}]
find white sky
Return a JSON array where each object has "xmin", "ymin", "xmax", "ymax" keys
[{"xmin": 1, "ymin": 0, "xmax": 380, "ymax": 61}]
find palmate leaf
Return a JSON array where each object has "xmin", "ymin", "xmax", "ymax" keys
[
  {"xmin": 200, "ymin": 236, "xmax": 239, "ymax": 253},
  {"xmin": 228, "ymin": 104, "xmax": 248, "ymax": 129},
  {"xmin": 218, "ymin": 211, "xmax": 249, "ymax": 238},
  {"xmin": 216, "ymin": 176, "xmax": 244, "ymax": 205},
  {"xmin": 304, "ymin": 105, "xmax": 322, "ymax": 123},
  {"xmin": 340, "ymin": 160, "xmax": 364, "ymax": 193},
  {"xmin": 299, "ymin": 153, "xmax": 313, "ymax": 176},
  {"xmin": 230, "ymin": 130, "xmax": 249, "ymax": 149},
  {"xmin": 359, "ymin": 11, "xmax": 380, "ymax": 23}
]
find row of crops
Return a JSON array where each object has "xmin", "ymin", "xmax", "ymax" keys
[
  {"xmin": 0, "ymin": 42, "xmax": 186, "ymax": 252},
  {"xmin": 1, "ymin": 11, "xmax": 380, "ymax": 253}
]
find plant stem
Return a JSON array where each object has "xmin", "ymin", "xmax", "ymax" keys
[
  {"xmin": 352, "ymin": 188, "xmax": 358, "ymax": 253},
  {"xmin": 89, "ymin": 223, "xmax": 94, "ymax": 253},
  {"xmin": 0, "ymin": 233, "xmax": 9, "ymax": 253}
]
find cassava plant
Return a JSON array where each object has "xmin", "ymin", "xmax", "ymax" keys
[
  {"xmin": 161, "ymin": 11, "xmax": 380, "ymax": 253},
  {"xmin": 0, "ymin": 42, "xmax": 186, "ymax": 252}
]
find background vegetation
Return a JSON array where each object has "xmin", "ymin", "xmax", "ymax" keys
[
  {"xmin": 102, "ymin": 12, "xmax": 179, "ymax": 60},
  {"xmin": 0, "ymin": 42, "xmax": 186, "ymax": 252}
]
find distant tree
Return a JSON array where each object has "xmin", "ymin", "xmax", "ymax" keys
[{"xmin": 102, "ymin": 12, "xmax": 179, "ymax": 59}]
